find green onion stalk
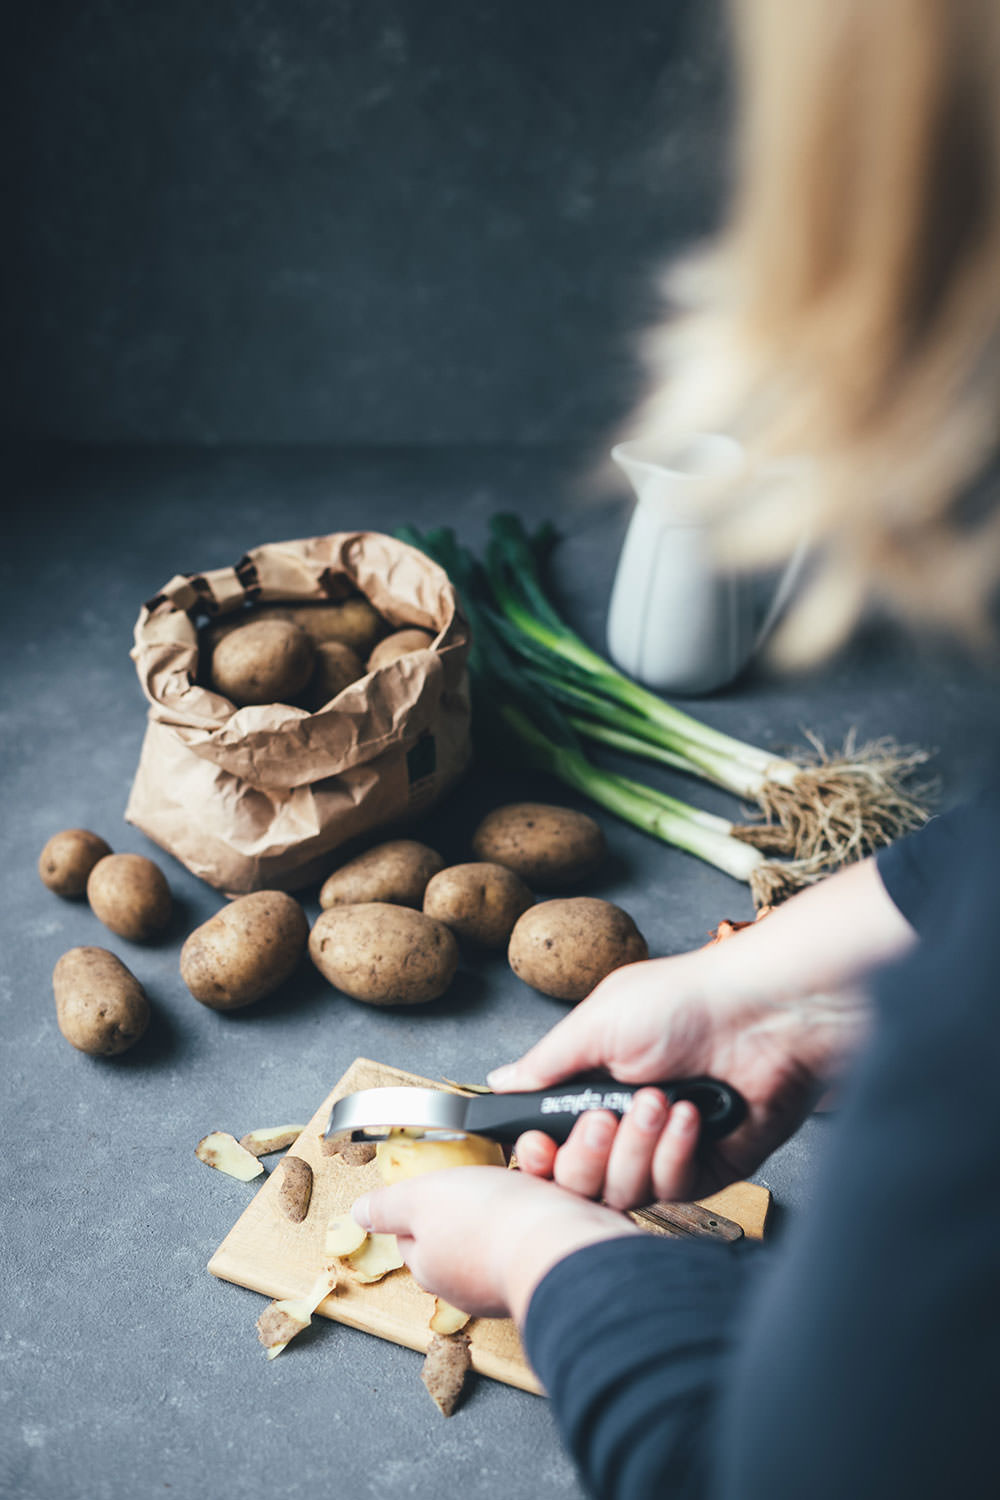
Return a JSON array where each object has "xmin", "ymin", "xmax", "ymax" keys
[{"xmin": 498, "ymin": 705, "xmax": 826, "ymax": 909}]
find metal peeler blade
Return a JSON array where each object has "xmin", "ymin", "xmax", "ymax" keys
[{"xmin": 325, "ymin": 1087, "xmax": 472, "ymax": 1142}]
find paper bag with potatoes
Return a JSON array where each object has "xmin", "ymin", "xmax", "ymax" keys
[{"xmin": 125, "ymin": 532, "xmax": 471, "ymax": 893}]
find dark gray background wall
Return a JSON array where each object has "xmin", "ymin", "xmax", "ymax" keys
[{"xmin": 4, "ymin": 0, "xmax": 729, "ymax": 445}]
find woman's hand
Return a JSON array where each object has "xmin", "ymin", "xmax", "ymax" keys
[
  {"xmin": 487, "ymin": 860, "xmax": 908, "ymax": 1207},
  {"xmin": 352, "ymin": 1166, "xmax": 640, "ymax": 1324},
  {"xmin": 494, "ymin": 957, "xmax": 862, "ymax": 1206}
]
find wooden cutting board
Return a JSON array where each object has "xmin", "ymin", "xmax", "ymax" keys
[{"xmin": 208, "ymin": 1057, "xmax": 770, "ymax": 1396}]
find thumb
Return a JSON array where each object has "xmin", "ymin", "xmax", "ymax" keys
[
  {"xmin": 351, "ymin": 1183, "xmax": 414, "ymax": 1237},
  {"xmin": 487, "ymin": 1003, "xmax": 607, "ymax": 1092}
]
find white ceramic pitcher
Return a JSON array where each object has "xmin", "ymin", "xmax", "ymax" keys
[{"xmin": 606, "ymin": 435, "xmax": 806, "ymax": 696}]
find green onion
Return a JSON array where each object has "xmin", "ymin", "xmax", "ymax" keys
[
  {"xmin": 397, "ymin": 523, "xmax": 822, "ymax": 903},
  {"xmin": 484, "ymin": 515, "xmax": 800, "ymax": 788},
  {"xmin": 482, "ymin": 514, "xmax": 934, "ymax": 861}
]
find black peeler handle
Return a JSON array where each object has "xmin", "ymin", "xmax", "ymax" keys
[{"xmin": 462, "ymin": 1075, "xmax": 745, "ymax": 1146}]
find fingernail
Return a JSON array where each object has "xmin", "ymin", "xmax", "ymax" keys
[
  {"xmin": 584, "ymin": 1113, "xmax": 615, "ymax": 1149},
  {"xmin": 351, "ymin": 1194, "xmax": 373, "ymax": 1229},
  {"xmin": 634, "ymin": 1093, "xmax": 666, "ymax": 1132},
  {"xmin": 519, "ymin": 1136, "xmax": 546, "ymax": 1167},
  {"xmin": 670, "ymin": 1101, "xmax": 700, "ymax": 1135},
  {"xmin": 486, "ymin": 1065, "xmax": 516, "ymax": 1091}
]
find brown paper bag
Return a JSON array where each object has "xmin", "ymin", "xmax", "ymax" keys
[{"xmin": 125, "ymin": 532, "xmax": 471, "ymax": 892}]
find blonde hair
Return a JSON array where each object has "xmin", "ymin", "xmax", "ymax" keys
[{"xmin": 633, "ymin": 0, "xmax": 1000, "ymax": 663}]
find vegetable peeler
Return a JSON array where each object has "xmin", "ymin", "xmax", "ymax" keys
[{"xmin": 324, "ymin": 1075, "xmax": 745, "ymax": 1147}]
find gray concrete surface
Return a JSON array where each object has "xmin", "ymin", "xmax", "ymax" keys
[
  {"xmin": 2, "ymin": 444, "xmax": 996, "ymax": 1500},
  {"xmin": 4, "ymin": 0, "xmax": 728, "ymax": 445}
]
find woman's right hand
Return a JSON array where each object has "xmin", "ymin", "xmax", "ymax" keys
[
  {"xmin": 488, "ymin": 859, "xmax": 913, "ymax": 1208},
  {"xmin": 489, "ymin": 953, "xmax": 865, "ymax": 1205}
]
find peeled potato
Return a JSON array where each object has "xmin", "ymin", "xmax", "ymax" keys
[{"xmin": 376, "ymin": 1128, "xmax": 505, "ymax": 1184}]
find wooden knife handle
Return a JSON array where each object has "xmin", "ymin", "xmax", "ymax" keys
[{"xmin": 630, "ymin": 1200, "xmax": 744, "ymax": 1243}]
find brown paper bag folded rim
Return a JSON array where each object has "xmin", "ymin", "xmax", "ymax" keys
[{"xmin": 129, "ymin": 532, "xmax": 469, "ymax": 791}]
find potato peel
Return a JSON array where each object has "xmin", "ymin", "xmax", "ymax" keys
[
  {"xmin": 238, "ymin": 1125, "xmax": 306, "ymax": 1157},
  {"xmin": 421, "ymin": 1332, "xmax": 472, "ymax": 1417},
  {"xmin": 343, "ymin": 1232, "xmax": 404, "ymax": 1283},
  {"xmin": 438, "ymin": 1077, "xmax": 492, "ymax": 1095},
  {"xmin": 429, "ymin": 1298, "xmax": 471, "ymax": 1336},
  {"xmin": 321, "ymin": 1135, "xmax": 378, "ymax": 1166},
  {"xmin": 258, "ymin": 1300, "xmax": 311, "ymax": 1360},
  {"xmin": 325, "ymin": 1212, "xmax": 369, "ymax": 1258},
  {"xmin": 195, "ymin": 1131, "xmax": 265, "ymax": 1182},
  {"xmin": 257, "ymin": 1271, "xmax": 337, "ymax": 1359},
  {"xmin": 276, "ymin": 1155, "xmax": 313, "ymax": 1223}
]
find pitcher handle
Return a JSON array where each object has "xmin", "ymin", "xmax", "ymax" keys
[{"xmin": 752, "ymin": 536, "xmax": 810, "ymax": 654}]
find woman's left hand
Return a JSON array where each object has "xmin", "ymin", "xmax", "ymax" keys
[{"xmin": 351, "ymin": 1165, "xmax": 641, "ymax": 1324}]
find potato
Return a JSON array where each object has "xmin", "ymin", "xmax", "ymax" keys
[
  {"xmin": 38, "ymin": 829, "xmax": 112, "ymax": 898},
  {"xmin": 507, "ymin": 897, "xmax": 648, "ymax": 1002},
  {"xmin": 319, "ymin": 840, "xmax": 444, "ymax": 910},
  {"xmin": 422, "ymin": 862, "xmax": 533, "ymax": 948},
  {"xmin": 309, "ymin": 903, "xmax": 459, "ymax": 1005},
  {"xmin": 202, "ymin": 596, "xmax": 387, "ymax": 657},
  {"xmin": 210, "ymin": 618, "xmax": 315, "ymax": 707},
  {"xmin": 180, "ymin": 890, "xmax": 309, "ymax": 1010},
  {"xmin": 305, "ymin": 639, "xmax": 365, "ymax": 710},
  {"xmin": 471, "ymin": 802, "xmax": 606, "ymax": 888},
  {"xmin": 366, "ymin": 627, "xmax": 435, "ymax": 672},
  {"xmin": 87, "ymin": 853, "xmax": 172, "ymax": 941},
  {"xmin": 279, "ymin": 597, "xmax": 386, "ymax": 653},
  {"xmin": 375, "ymin": 1129, "xmax": 505, "ymax": 1183},
  {"xmin": 53, "ymin": 946, "xmax": 151, "ymax": 1056}
]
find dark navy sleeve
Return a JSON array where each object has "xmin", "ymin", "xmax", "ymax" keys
[
  {"xmin": 875, "ymin": 808, "xmax": 968, "ymax": 931},
  {"xmin": 875, "ymin": 781, "xmax": 1000, "ymax": 932},
  {"xmin": 714, "ymin": 855, "xmax": 1000, "ymax": 1500},
  {"xmin": 524, "ymin": 1236, "xmax": 762, "ymax": 1500},
  {"xmin": 525, "ymin": 800, "xmax": 1000, "ymax": 1500}
]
